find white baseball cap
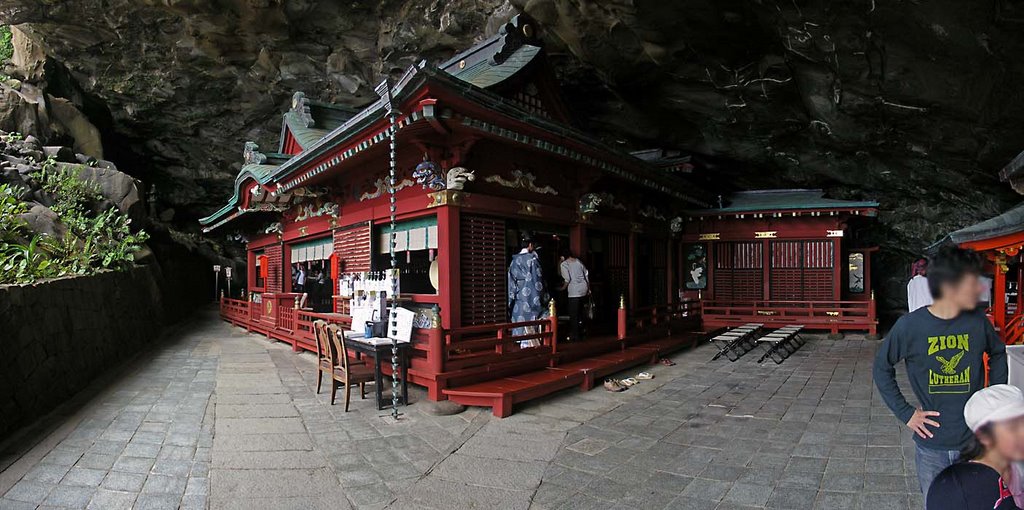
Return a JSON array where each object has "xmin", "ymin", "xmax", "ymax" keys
[{"xmin": 964, "ymin": 384, "xmax": 1024, "ymax": 432}]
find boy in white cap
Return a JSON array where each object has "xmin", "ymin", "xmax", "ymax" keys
[{"xmin": 927, "ymin": 384, "xmax": 1024, "ymax": 509}]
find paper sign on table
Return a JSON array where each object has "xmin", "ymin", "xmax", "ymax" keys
[{"xmin": 389, "ymin": 307, "xmax": 415, "ymax": 342}]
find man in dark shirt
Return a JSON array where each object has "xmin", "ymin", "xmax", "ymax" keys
[{"xmin": 874, "ymin": 246, "xmax": 1009, "ymax": 498}]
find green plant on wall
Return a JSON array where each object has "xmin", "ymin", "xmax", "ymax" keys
[
  {"xmin": 0, "ymin": 26, "xmax": 12, "ymax": 64},
  {"xmin": 0, "ymin": 155, "xmax": 150, "ymax": 284}
]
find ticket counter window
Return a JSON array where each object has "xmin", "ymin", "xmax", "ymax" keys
[
  {"xmin": 374, "ymin": 216, "xmax": 439, "ymax": 295},
  {"xmin": 290, "ymin": 238, "xmax": 334, "ymax": 312}
]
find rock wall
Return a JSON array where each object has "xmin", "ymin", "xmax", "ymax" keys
[
  {"xmin": 2, "ymin": 1, "xmax": 1023, "ymax": 317},
  {"xmin": 0, "ymin": 266, "xmax": 164, "ymax": 438}
]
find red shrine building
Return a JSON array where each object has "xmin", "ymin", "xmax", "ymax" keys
[
  {"xmin": 202, "ymin": 15, "xmax": 879, "ymax": 416},
  {"xmin": 680, "ymin": 189, "xmax": 879, "ymax": 336},
  {"xmin": 927, "ymin": 151, "xmax": 1024, "ymax": 345}
]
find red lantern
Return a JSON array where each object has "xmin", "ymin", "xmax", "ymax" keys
[{"xmin": 257, "ymin": 255, "xmax": 269, "ymax": 278}]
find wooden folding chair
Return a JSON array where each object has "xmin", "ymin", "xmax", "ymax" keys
[
  {"xmin": 312, "ymin": 320, "xmax": 333, "ymax": 394},
  {"xmin": 327, "ymin": 324, "xmax": 375, "ymax": 411}
]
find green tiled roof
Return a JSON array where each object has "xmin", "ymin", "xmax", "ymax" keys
[
  {"xmin": 439, "ymin": 14, "xmax": 542, "ymax": 90},
  {"xmin": 691, "ymin": 189, "xmax": 879, "ymax": 214},
  {"xmin": 283, "ymin": 111, "xmax": 329, "ymax": 150},
  {"xmin": 198, "ymin": 163, "xmax": 280, "ymax": 226},
  {"xmin": 929, "ymin": 202, "xmax": 1024, "ymax": 250},
  {"xmin": 445, "ymin": 44, "xmax": 541, "ymax": 88},
  {"xmin": 200, "ymin": 15, "xmax": 713, "ymax": 230}
]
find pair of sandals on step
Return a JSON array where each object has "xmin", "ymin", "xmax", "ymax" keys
[{"xmin": 604, "ymin": 371, "xmax": 654, "ymax": 392}]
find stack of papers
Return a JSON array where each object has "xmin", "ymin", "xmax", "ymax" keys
[{"xmin": 356, "ymin": 337, "xmax": 410, "ymax": 346}]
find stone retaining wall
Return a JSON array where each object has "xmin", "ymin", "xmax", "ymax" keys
[{"xmin": 0, "ymin": 266, "xmax": 165, "ymax": 438}]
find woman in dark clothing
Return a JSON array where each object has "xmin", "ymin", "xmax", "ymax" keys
[{"xmin": 927, "ymin": 384, "xmax": 1024, "ymax": 510}]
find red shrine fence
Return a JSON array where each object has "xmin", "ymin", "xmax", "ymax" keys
[
  {"xmin": 218, "ymin": 295, "xmax": 702, "ymax": 400},
  {"xmin": 702, "ymin": 299, "xmax": 877, "ymax": 335}
]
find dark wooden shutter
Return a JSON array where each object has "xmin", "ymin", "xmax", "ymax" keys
[
  {"xmin": 802, "ymin": 240, "xmax": 835, "ymax": 301},
  {"xmin": 768, "ymin": 240, "xmax": 835, "ymax": 301},
  {"xmin": 607, "ymin": 233, "xmax": 629, "ymax": 305},
  {"xmin": 333, "ymin": 223, "xmax": 371, "ymax": 274},
  {"xmin": 266, "ymin": 244, "xmax": 283, "ymax": 293},
  {"xmin": 460, "ymin": 215, "xmax": 506, "ymax": 325},
  {"xmin": 770, "ymin": 241, "xmax": 803, "ymax": 300},
  {"xmin": 713, "ymin": 242, "xmax": 763, "ymax": 301}
]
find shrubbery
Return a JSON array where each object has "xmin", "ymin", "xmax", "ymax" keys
[
  {"xmin": 0, "ymin": 26, "xmax": 11, "ymax": 64},
  {"xmin": 0, "ymin": 156, "xmax": 149, "ymax": 284}
]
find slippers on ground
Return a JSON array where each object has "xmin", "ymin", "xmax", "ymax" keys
[
  {"xmin": 636, "ymin": 372, "xmax": 654, "ymax": 380},
  {"xmin": 620, "ymin": 377, "xmax": 639, "ymax": 387},
  {"xmin": 603, "ymin": 379, "xmax": 627, "ymax": 392},
  {"xmin": 658, "ymin": 358, "xmax": 676, "ymax": 366}
]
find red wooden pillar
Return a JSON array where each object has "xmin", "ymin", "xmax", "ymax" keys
[
  {"xmin": 570, "ymin": 224, "xmax": 586, "ymax": 261},
  {"xmin": 995, "ymin": 263, "xmax": 1007, "ymax": 331},
  {"xmin": 437, "ymin": 205, "xmax": 461, "ymax": 329},
  {"xmin": 425, "ymin": 327, "xmax": 444, "ymax": 400},
  {"xmin": 617, "ymin": 294, "xmax": 627, "ymax": 340},
  {"xmin": 247, "ymin": 250, "xmax": 257, "ymax": 294}
]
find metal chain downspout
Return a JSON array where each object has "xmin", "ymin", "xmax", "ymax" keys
[{"xmin": 377, "ymin": 79, "xmax": 402, "ymax": 420}]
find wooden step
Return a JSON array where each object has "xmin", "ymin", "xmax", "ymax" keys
[
  {"xmin": 442, "ymin": 334, "xmax": 710, "ymax": 417},
  {"xmin": 443, "ymin": 367, "xmax": 585, "ymax": 417}
]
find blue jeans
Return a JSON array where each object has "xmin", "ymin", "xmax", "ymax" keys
[{"xmin": 915, "ymin": 444, "xmax": 960, "ymax": 498}]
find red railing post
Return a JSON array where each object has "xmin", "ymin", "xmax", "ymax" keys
[
  {"xmin": 425, "ymin": 325, "xmax": 444, "ymax": 400},
  {"xmin": 549, "ymin": 299, "xmax": 558, "ymax": 364},
  {"xmin": 496, "ymin": 327, "xmax": 506, "ymax": 354},
  {"xmin": 868, "ymin": 291, "xmax": 878, "ymax": 336},
  {"xmin": 617, "ymin": 294, "xmax": 627, "ymax": 341}
]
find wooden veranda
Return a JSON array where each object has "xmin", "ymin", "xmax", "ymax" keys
[{"xmin": 220, "ymin": 295, "xmax": 702, "ymax": 417}]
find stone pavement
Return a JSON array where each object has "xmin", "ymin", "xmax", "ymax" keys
[{"xmin": 0, "ymin": 309, "xmax": 922, "ymax": 509}]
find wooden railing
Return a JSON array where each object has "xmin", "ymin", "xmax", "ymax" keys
[
  {"xmin": 222, "ymin": 298, "xmax": 250, "ymax": 322},
  {"xmin": 628, "ymin": 299, "xmax": 701, "ymax": 331},
  {"xmin": 443, "ymin": 318, "xmax": 557, "ymax": 367},
  {"xmin": 1004, "ymin": 313, "xmax": 1024, "ymax": 346},
  {"xmin": 702, "ymin": 299, "xmax": 877, "ymax": 334},
  {"xmin": 277, "ymin": 306, "xmax": 294, "ymax": 331},
  {"xmin": 220, "ymin": 295, "xmax": 705, "ymax": 401}
]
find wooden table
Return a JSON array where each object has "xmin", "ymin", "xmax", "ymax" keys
[{"xmin": 347, "ymin": 338, "xmax": 411, "ymax": 410}]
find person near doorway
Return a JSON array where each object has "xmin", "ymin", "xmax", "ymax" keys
[
  {"xmin": 558, "ymin": 248, "xmax": 589, "ymax": 342},
  {"xmin": 874, "ymin": 246, "xmax": 1009, "ymax": 500},
  {"xmin": 909, "ymin": 257, "xmax": 933, "ymax": 312},
  {"xmin": 508, "ymin": 233, "xmax": 545, "ymax": 348},
  {"xmin": 979, "ymin": 274, "xmax": 994, "ymax": 310},
  {"xmin": 926, "ymin": 384, "xmax": 1024, "ymax": 510},
  {"xmin": 294, "ymin": 263, "xmax": 307, "ymax": 293}
]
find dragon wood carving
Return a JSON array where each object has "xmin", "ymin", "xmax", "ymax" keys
[
  {"xmin": 485, "ymin": 169, "xmax": 557, "ymax": 195},
  {"xmin": 359, "ymin": 177, "xmax": 415, "ymax": 201}
]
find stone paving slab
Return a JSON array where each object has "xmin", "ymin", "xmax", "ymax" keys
[{"xmin": 2, "ymin": 309, "xmax": 924, "ymax": 509}]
